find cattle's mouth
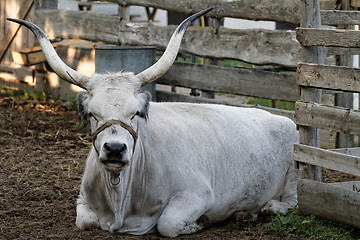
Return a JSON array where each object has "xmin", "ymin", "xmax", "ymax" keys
[{"xmin": 102, "ymin": 160, "xmax": 128, "ymax": 171}]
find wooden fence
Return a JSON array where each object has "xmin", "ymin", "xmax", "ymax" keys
[{"xmin": 294, "ymin": 0, "xmax": 360, "ymax": 229}]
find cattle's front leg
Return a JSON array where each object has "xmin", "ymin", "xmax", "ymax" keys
[
  {"xmin": 260, "ymin": 167, "xmax": 298, "ymax": 216},
  {"xmin": 157, "ymin": 191, "xmax": 213, "ymax": 238},
  {"xmin": 76, "ymin": 197, "xmax": 99, "ymax": 230}
]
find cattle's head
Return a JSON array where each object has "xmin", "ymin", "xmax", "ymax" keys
[
  {"xmin": 7, "ymin": 7, "xmax": 213, "ymax": 173},
  {"xmin": 76, "ymin": 72, "xmax": 151, "ymax": 173}
]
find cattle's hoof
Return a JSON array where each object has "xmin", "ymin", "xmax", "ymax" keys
[
  {"xmin": 196, "ymin": 215, "xmax": 211, "ymax": 228},
  {"xmin": 232, "ymin": 211, "xmax": 252, "ymax": 225},
  {"xmin": 257, "ymin": 209, "xmax": 276, "ymax": 223}
]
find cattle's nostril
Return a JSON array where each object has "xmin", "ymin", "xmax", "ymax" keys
[
  {"xmin": 104, "ymin": 142, "xmax": 127, "ymax": 155},
  {"xmin": 118, "ymin": 143, "xmax": 127, "ymax": 153}
]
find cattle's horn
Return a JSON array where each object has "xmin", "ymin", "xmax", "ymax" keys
[
  {"xmin": 136, "ymin": 7, "xmax": 214, "ymax": 86},
  {"xmin": 7, "ymin": 18, "xmax": 90, "ymax": 90}
]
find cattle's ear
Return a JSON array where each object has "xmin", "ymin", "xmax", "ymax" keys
[
  {"xmin": 77, "ymin": 92, "xmax": 89, "ymax": 120},
  {"xmin": 138, "ymin": 91, "xmax": 151, "ymax": 120}
]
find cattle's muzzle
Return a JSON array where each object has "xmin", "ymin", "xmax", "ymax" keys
[
  {"xmin": 92, "ymin": 120, "xmax": 138, "ymax": 171},
  {"xmin": 102, "ymin": 142, "xmax": 129, "ymax": 169}
]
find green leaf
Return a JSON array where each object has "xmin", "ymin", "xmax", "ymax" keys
[
  {"xmin": 280, "ymin": 216, "xmax": 291, "ymax": 225},
  {"xmin": 301, "ymin": 220, "xmax": 311, "ymax": 224}
]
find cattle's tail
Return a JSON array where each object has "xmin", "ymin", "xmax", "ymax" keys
[{"xmin": 136, "ymin": 7, "xmax": 213, "ymax": 86}]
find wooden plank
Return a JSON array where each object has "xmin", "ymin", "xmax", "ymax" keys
[
  {"xmin": 331, "ymin": 147, "xmax": 360, "ymax": 157},
  {"xmin": 298, "ymin": 179, "xmax": 360, "ymax": 229},
  {"xmin": 11, "ymin": 39, "xmax": 90, "ymax": 66},
  {"xmin": 34, "ymin": 10, "xmax": 121, "ymax": 42},
  {"xmin": 0, "ymin": 64, "xmax": 37, "ymax": 92},
  {"xmin": 295, "ymin": 101, "xmax": 360, "ymax": 135},
  {"xmin": 0, "ymin": 64, "xmax": 33, "ymax": 82},
  {"xmin": 156, "ymin": 90, "xmax": 295, "ymax": 119},
  {"xmin": 321, "ymin": 0, "xmax": 341, "ymax": 9},
  {"xmin": 297, "ymin": 0, "xmax": 324, "ymax": 181},
  {"xmin": 321, "ymin": 10, "xmax": 360, "ymax": 25},
  {"xmin": 327, "ymin": 46, "xmax": 360, "ymax": 55},
  {"xmin": 294, "ymin": 144, "xmax": 360, "ymax": 176},
  {"xmin": 12, "ymin": 45, "xmax": 45, "ymax": 66},
  {"xmin": 108, "ymin": 0, "xmax": 337, "ymax": 24},
  {"xmin": 351, "ymin": 0, "xmax": 360, "ymax": 7},
  {"xmin": 297, "ymin": 63, "xmax": 360, "ymax": 93},
  {"xmin": 158, "ymin": 62, "xmax": 298, "ymax": 102},
  {"xmin": 0, "ymin": 0, "xmax": 34, "ymax": 62},
  {"xmin": 116, "ymin": 0, "xmax": 301, "ymax": 24},
  {"xmin": 297, "ymin": 27, "xmax": 360, "ymax": 48},
  {"xmin": 35, "ymin": 10, "xmax": 302, "ymax": 67}
]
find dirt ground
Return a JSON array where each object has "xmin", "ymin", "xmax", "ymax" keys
[{"xmin": 0, "ymin": 95, "xmax": 357, "ymax": 240}]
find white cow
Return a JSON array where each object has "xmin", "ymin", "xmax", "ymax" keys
[{"xmin": 8, "ymin": 8, "xmax": 298, "ymax": 238}]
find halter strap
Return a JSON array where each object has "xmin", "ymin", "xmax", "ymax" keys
[{"xmin": 92, "ymin": 119, "xmax": 139, "ymax": 154}]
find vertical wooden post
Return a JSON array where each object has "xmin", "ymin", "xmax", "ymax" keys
[
  {"xmin": 298, "ymin": 0, "xmax": 325, "ymax": 181},
  {"xmin": 118, "ymin": 5, "xmax": 130, "ymax": 22},
  {"xmin": 201, "ymin": 17, "xmax": 223, "ymax": 99},
  {"xmin": 335, "ymin": 0, "xmax": 355, "ymax": 148}
]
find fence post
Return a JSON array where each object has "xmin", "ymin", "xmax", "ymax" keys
[
  {"xmin": 298, "ymin": 0, "xmax": 325, "ymax": 181},
  {"xmin": 335, "ymin": 0, "xmax": 355, "ymax": 148},
  {"xmin": 201, "ymin": 17, "xmax": 223, "ymax": 99},
  {"xmin": 118, "ymin": 5, "xmax": 130, "ymax": 22}
]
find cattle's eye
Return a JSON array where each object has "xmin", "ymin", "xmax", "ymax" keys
[
  {"xmin": 131, "ymin": 111, "xmax": 140, "ymax": 120},
  {"xmin": 88, "ymin": 112, "xmax": 98, "ymax": 121}
]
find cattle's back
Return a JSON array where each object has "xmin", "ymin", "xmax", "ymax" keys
[{"xmin": 138, "ymin": 102, "xmax": 297, "ymax": 221}]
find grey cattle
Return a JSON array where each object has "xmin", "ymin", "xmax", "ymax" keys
[{"xmin": 8, "ymin": 8, "xmax": 298, "ymax": 237}]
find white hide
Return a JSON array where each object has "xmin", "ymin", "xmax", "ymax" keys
[{"xmin": 76, "ymin": 73, "xmax": 298, "ymax": 238}]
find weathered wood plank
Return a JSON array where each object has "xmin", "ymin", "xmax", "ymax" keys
[
  {"xmin": 0, "ymin": 64, "xmax": 33, "ymax": 83},
  {"xmin": 156, "ymin": 90, "xmax": 294, "ymax": 119},
  {"xmin": 297, "ymin": 63, "xmax": 360, "ymax": 93},
  {"xmin": 108, "ymin": 0, "xmax": 337, "ymax": 24},
  {"xmin": 35, "ymin": 10, "xmax": 302, "ymax": 67},
  {"xmin": 34, "ymin": 10, "xmax": 121, "ymax": 43},
  {"xmin": 294, "ymin": 144, "xmax": 360, "ymax": 176},
  {"xmin": 298, "ymin": 179, "xmax": 360, "ymax": 229},
  {"xmin": 114, "ymin": 0, "xmax": 301, "ymax": 24},
  {"xmin": 11, "ymin": 39, "xmax": 81, "ymax": 66},
  {"xmin": 321, "ymin": 10, "xmax": 360, "ymax": 25},
  {"xmin": 295, "ymin": 101, "xmax": 360, "ymax": 135},
  {"xmin": 158, "ymin": 62, "xmax": 298, "ymax": 102},
  {"xmin": 297, "ymin": 27, "xmax": 360, "ymax": 48},
  {"xmin": 327, "ymin": 46, "xmax": 360, "ymax": 55},
  {"xmin": 0, "ymin": 64, "xmax": 43, "ymax": 92},
  {"xmin": 331, "ymin": 147, "xmax": 360, "ymax": 157},
  {"xmin": 351, "ymin": 0, "xmax": 360, "ymax": 7}
]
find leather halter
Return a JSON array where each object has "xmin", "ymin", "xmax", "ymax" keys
[{"xmin": 92, "ymin": 119, "xmax": 139, "ymax": 155}]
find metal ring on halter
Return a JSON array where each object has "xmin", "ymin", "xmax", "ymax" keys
[{"xmin": 111, "ymin": 173, "xmax": 121, "ymax": 185}]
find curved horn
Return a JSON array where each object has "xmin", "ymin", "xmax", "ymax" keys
[
  {"xmin": 136, "ymin": 7, "xmax": 214, "ymax": 86},
  {"xmin": 7, "ymin": 18, "xmax": 89, "ymax": 90}
]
